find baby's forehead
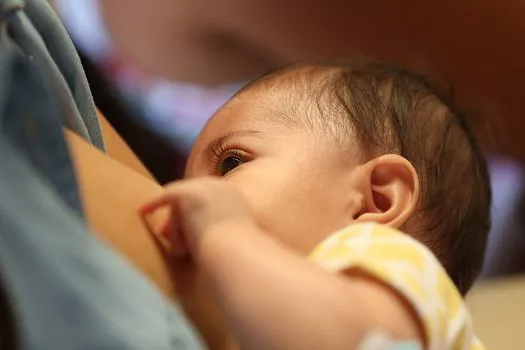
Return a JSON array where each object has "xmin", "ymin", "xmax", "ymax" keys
[{"xmin": 220, "ymin": 66, "xmax": 342, "ymax": 128}]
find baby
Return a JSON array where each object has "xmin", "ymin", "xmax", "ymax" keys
[{"xmin": 141, "ymin": 62, "xmax": 491, "ymax": 349}]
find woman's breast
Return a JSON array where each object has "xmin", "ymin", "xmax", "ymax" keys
[
  {"xmin": 65, "ymin": 129, "xmax": 176, "ymax": 298},
  {"xmin": 64, "ymin": 129, "xmax": 234, "ymax": 348}
]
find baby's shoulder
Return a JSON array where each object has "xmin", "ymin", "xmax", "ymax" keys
[
  {"xmin": 310, "ymin": 222, "xmax": 435, "ymax": 271},
  {"xmin": 309, "ymin": 223, "xmax": 482, "ymax": 350}
]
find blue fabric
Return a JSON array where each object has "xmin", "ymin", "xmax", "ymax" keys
[
  {"xmin": 0, "ymin": 30, "xmax": 84, "ymax": 216},
  {"xmin": 0, "ymin": 135, "xmax": 205, "ymax": 349},
  {"xmin": 0, "ymin": 0, "xmax": 105, "ymax": 214},
  {"xmin": 357, "ymin": 332, "xmax": 422, "ymax": 350},
  {"xmin": 0, "ymin": 1, "xmax": 206, "ymax": 348},
  {"xmin": 3, "ymin": 0, "xmax": 105, "ymax": 151}
]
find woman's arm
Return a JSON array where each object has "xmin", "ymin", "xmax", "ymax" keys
[
  {"xmin": 209, "ymin": 0, "xmax": 525, "ymax": 158},
  {"xmin": 100, "ymin": 0, "xmax": 525, "ymax": 159}
]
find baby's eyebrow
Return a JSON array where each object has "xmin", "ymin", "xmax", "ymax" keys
[{"xmin": 205, "ymin": 130, "xmax": 264, "ymax": 156}]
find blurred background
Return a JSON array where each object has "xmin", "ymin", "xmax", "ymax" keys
[{"xmin": 53, "ymin": 0, "xmax": 525, "ymax": 346}]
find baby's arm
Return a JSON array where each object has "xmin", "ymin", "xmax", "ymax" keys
[
  {"xmin": 141, "ymin": 177, "xmax": 423, "ymax": 349},
  {"xmin": 197, "ymin": 220, "xmax": 423, "ymax": 350}
]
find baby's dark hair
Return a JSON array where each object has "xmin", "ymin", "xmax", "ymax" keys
[{"xmin": 242, "ymin": 62, "xmax": 492, "ymax": 295}]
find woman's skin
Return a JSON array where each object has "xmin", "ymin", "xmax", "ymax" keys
[
  {"xmin": 65, "ymin": 113, "xmax": 234, "ymax": 349},
  {"xmin": 99, "ymin": 0, "xmax": 525, "ymax": 160}
]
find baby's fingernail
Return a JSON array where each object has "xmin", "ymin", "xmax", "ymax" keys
[
  {"xmin": 140, "ymin": 203, "xmax": 155, "ymax": 214},
  {"xmin": 160, "ymin": 222, "xmax": 174, "ymax": 238},
  {"xmin": 153, "ymin": 222, "xmax": 166, "ymax": 236}
]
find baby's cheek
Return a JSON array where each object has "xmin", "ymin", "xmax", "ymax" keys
[
  {"xmin": 254, "ymin": 207, "xmax": 323, "ymax": 255},
  {"xmin": 228, "ymin": 166, "xmax": 324, "ymax": 253},
  {"xmin": 237, "ymin": 191, "xmax": 306, "ymax": 252}
]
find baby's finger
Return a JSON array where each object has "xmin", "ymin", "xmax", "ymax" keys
[
  {"xmin": 171, "ymin": 229, "xmax": 189, "ymax": 259},
  {"xmin": 140, "ymin": 193, "xmax": 175, "ymax": 214},
  {"xmin": 161, "ymin": 218, "xmax": 188, "ymax": 259},
  {"xmin": 153, "ymin": 209, "xmax": 189, "ymax": 259},
  {"xmin": 156, "ymin": 217, "xmax": 174, "ymax": 239}
]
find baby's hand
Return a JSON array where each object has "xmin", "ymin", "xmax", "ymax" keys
[{"xmin": 140, "ymin": 177, "xmax": 254, "ymax": 259}]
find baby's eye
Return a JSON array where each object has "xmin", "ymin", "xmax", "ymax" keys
[{"xmin": 220, "ymin": 156, "xmax": 245, "ymax": 176}]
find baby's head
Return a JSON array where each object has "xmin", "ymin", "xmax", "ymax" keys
[{"xmin": 186, "ymin": 62, "xmax": 491, "ymax": 294}]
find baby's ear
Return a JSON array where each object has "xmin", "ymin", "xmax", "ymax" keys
[{"xmin": 352, "ymin": 154, "xmax": 420, "ymax": 228}]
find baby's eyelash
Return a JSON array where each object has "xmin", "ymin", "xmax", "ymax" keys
[{"xmin": 208, "ymin": 142, "xmax": 250, "ymax": 174}]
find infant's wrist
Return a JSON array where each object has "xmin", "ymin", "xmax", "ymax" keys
[{"xmin": 194, "ymin": 218, "xmax": 261, "ymax": 268}]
